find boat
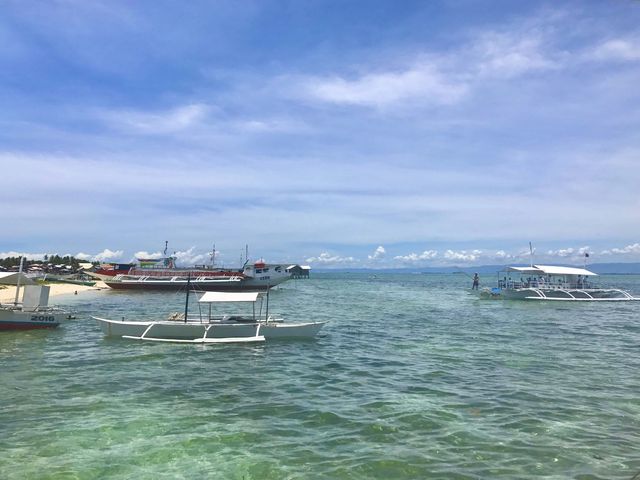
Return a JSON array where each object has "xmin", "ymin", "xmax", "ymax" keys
[
  {"xmin": 0, "ymin": 258, "xmax": 69, "ymax": 330},
  {"xmin": 95, "ymin": 241, "xmax": 295, "ymax": 291},
  {"xmin": 90, "ymin": 263, "xmax": 136, "ymax": 281},
  {"xmin": 479, "ymin": 265, "xmax": 640, "ymax": 301},
  {"xmin": 93, "ymin": 290, "xmax": 327, "ymax": 342},
  {"xmin": 103, "ymin": 260, "xmax": 294, "ymax": 291}
]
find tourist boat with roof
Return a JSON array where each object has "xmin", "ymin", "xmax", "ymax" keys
[
  {"xmin": 480, "ymin": 264, "xmax": 639, "ymax": 301},
  {"xmin": 93, "ymin": 289, "xmax": 327, "ymax": 343},
  {"xmin": 0, "ymin": 259, "xmax": 69, "ymax": 330}
]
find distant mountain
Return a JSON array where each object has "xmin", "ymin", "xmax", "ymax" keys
[{"xmin": 314, "ymin": 263, "xmax": 640, "ymax": 275}]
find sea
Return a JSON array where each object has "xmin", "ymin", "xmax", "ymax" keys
[{"xmin": 1, "ymin": 273, "xmax": 639, "ymax": 480}]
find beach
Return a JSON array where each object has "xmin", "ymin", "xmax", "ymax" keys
[{"xmin": 0, "ymin": 281, "xmax": 106, "ymax": 303}]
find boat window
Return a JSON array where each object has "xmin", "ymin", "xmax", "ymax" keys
[
  {"xmin": 275, "ymin": 266, "xmax": 281, "ymax": 272},
  {"xmin": 263, "ymin": 267, "xmax": 270, "ymax": 272}
]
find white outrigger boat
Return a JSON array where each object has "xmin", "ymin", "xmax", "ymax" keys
[
  {"xmin": 480, "ymin": 265, "xmax": 639, "ymax": 301},
  {"xmin": 0, "ymin": 258, "xmax": 69, "ymax": 330},
  {"xmin": 93, "ymin": 289, "xmax": 327, "ymax": 343}
]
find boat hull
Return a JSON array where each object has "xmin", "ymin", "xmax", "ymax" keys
[
  {"xmin": 104, "ymin": 276, "xmax": 289, "ymax": 291},
  {"xmin": 94, "ymin": 316, "xmax": 326, "ymax": 339},
  {"xmin": 0, "ymin": 308, "xmax": 66, "ymax": 330},
  {"xmin": 480, "ymin": 287, "xmax": 639, "ymax": 301}
]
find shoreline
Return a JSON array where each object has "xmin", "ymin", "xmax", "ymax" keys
[{"xmin": 0, "ymin": 281, "xmax": 107, "ymax": 303}]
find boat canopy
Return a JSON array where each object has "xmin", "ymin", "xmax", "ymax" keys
[
  {"xmin": 504, "ymin": 265, "xmax": 597, "ymax": 276},
  {"xmin": 198, "ymin": 291, "xmax": 263, "ymax": 303},
  {"xmin": 0, "ymin": 272, "xmax": 35, "ymax": 285}
]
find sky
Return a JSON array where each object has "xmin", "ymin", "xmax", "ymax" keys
[{"xmin": 1, "ymin": 0, "xmax": 639, "ymax": 268}]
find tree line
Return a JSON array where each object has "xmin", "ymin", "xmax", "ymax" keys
[{"xmin": 0, "ymin": 255, "xmax": 95, "ymax": 270}]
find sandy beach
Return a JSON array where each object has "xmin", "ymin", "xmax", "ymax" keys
[{"xmin": 0, "ymin": 281, "xmax": 107, "ymax": 303}]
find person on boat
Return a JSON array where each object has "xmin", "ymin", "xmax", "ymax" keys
[{"xmin": 472, "ymin": 273, "xmax": 479, "ymax": 290}]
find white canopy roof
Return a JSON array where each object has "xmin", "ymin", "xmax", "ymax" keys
[
  {"xmin": 198, "ymin": 291, "xmax": 263, "ymax": 303},
  {"xmin": 0, "ymin": 272, "xmax": 35, "ymax": 285},
  {"xmin": 505, "ymin": 265, "xmax": 597, "ymax": 276}
]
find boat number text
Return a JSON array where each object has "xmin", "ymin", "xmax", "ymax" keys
[{"xmin": 31, "ymin": 315, "xmax": 56, "ymax": 322}]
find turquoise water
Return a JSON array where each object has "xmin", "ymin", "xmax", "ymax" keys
[{"xmin": 1, "ymin": 273, "xmax": 640, "ymax": 479}]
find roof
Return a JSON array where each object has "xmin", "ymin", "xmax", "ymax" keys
[
  {"xmin": 198, "ymin": 291, "xmax": 263, "ymax": 303},
  {"xmin": 504, "ymin": 265, "xmax": 597, "ymax": 276},
  {"xmin": 0, "ymin": 272, "xmax": 35, "ymax": 285},
  {"xmin": 534, "ymin": 265, "xmax": 597, "ymax": 276}
]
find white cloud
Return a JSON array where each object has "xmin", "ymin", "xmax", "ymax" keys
[
  {"xmin": 546, "ymin": 246, "xmax": 590, "ymax": 259},
  {"xmin": 547, "ymin": 247, "xmax": 574, "ymax": 257},
  {"xmin": 393, "ymin": 250, "xmax": 438, "ymax": 263},
  {"xmin": 474, "ymin": 32, "xmax": 557, "ymax": 78},
  {"xmin": 173, "ymin": 247, "xmax": 209, "ymax": 266},
  {"xmin": 0, "ymin": 251, "xmax": 48, "ymax": 260},
  {"xmin": 74, "ymin": 249, "xmax": 123, "ymax": 262},
  {"xmin": 443, "ymin": 249, "xmax": 482, "ymax": 262},
  {"xmin": 305, "ymin": 252, "xmax": 356, "ymax": 265},
  {"xmin": 591, "ymin": 39, "xmax": 640, "ymax": 62},
  {"xmin": 133, "ymin": 250, "xmax": 163, "ymax": 260},
  {"xmin": 103, "ymin": 103, "xmax": 209, "ymax": 134},
  {"xmin": 368, "ymin": 245, "xmax": 386, "ymax": 260},
  {"xmin": 601, "ymin": 242, "xmax": 640, "ymax": 255},
  {"xmin": 301, "ymin": 62, "xmax": 468, "ymax": 108}
]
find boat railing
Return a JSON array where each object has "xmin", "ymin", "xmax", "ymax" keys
[{"xmin": 499, "ymin": 279, "xmax": 595, "ymax": 290}]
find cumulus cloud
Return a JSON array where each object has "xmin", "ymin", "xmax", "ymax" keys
[
  {"xmin": 601, "ymin": 243, "xmax": 640, "ymax": 255},
  {"xmin": 94, "ymin": 249, "xmax": 124, "ymax": 262},
  {"xmin": 393, "ymin": 250, "xmax": 438, "ymax": 263},
  {"xmin": 305, "ymin": 252, "xmax": 356, "ymax": 265},
  {"xmin": 546, "ymin": 246, "xmax": 590, "ymax": 259},
  {"xmin": 443, "ymin": 249, "xmax": 482, "ymax": 262},
  {"xmin": 173, "ymin": 247, "xmax": 209, "ymax": 266},
  {"xmin": 368, "ymin": 245, "xmax": 386, "ymax": 260}
]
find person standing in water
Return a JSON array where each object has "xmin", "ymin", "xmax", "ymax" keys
[{"xmin": 472, "ymin": 273, "xmax": 479, "ymax": 290}]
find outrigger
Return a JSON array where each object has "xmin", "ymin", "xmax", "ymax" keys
[{"xmin": 480, "ymin": 265, "xmax": 639, "ymax": 301}]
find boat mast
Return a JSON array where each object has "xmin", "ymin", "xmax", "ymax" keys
[
  {"xmin": 529, "ymin": 242, "xmax": 534, "ymax": 268},
  {"xmin": 164, "ymin": 240, "xmax": 168, "ymax": 257},
  {"xmin": 183, "ymin": 273, "xmax": 191, "ymax": 323},
  {"xmin": 14, "ymin": 256, "xmax": 24, "ymax": 305}
]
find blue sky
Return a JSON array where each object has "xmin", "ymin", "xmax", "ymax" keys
[{"xmin": 1, "ymin": 0, "xmax": 639, "ymax": 268}]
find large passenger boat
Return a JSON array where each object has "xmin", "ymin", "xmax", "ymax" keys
[
  {"xmin": 480, "ymin": 265, "xmax": 639, "ymax": 301},
  {"xmin": 94, "ymin": 243, "xmax": 302, "ymax": 291},
  {"xmin": 103, "ymin": 260, "xmax": 294, "ymax": 291}
]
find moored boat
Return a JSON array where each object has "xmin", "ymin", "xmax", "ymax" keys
[
  {"xmin": 103, "ymin": 260, "xmax": 293, "ymax": 291},
  {"xmin": 0, "ymin": 258, "xmax": 69, "ymax": 330},
  {"xmin": 93, "ymin": 290, "xmax": 326, "ymax": 342}
]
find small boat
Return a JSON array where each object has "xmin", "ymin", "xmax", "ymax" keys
[
  {"xmin": 0, "ymin": 258, "xmax": 69, "ymax": 330},
  {"xmin": 191, "ymin": 291, "xmax": 327, "ymax": 338},
  {"xmin": 93, "ymin": 284, "xmax": 326, "ymax": 343},
  {"xmin": 480, "ymin": 265, "xmax": 640, "ymax": 301}
]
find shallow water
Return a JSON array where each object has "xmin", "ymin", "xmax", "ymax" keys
[{"xmin": 1, "ymin": 273, "xmax": 640, "ymax": 479}]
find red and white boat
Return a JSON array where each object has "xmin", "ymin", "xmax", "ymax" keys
[{"xmin": 103, "ymin": 260, "xmax": 294, "ymax": 291}]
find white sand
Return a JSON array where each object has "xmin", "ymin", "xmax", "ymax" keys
[{"xmin": 0, "ymin": 281, "xmax": 107, "ymax": 303}]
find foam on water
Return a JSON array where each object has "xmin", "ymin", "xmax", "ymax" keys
[{"xmin": 1, "ymin": 273, "xmax": 639, "ymax": 479}]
